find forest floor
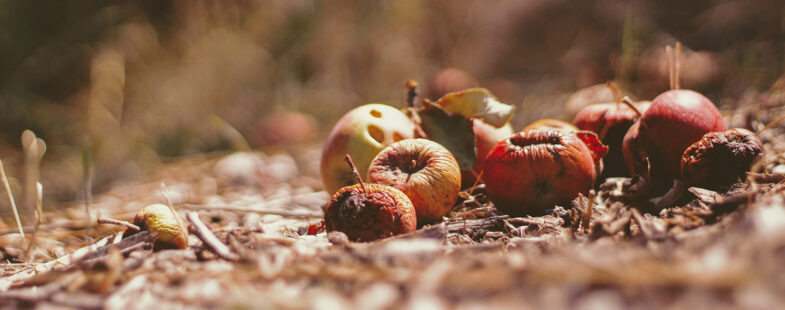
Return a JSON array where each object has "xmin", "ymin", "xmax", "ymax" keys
[{"xmin": 2, "ymin": 89, "xmax": 785, "ymax": 309}]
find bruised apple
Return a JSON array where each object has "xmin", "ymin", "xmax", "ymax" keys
[
  {"xmin": 368, "ymin": 139, "xmax": 461, "ymax": 223},
  {"xmin": 483, "ymin": 130, "xmax": 605, "ymax": 216},
  {"xmin": 320, "ymin": 104, "xmax": 417, "ymax": 194}
]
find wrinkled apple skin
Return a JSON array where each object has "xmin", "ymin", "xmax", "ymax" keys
[
  {"xmin": 324, "ymin": 183, "xmax": 417, "ymax": 242},
  {"xmin": 483, "ymin": 129, "xmax": 597, "ymax": 216},
  {"xmin": 462, "ymin": 120, "xmax": 514, "ymax": 188},
  {"xmin": 523, "ymin": 118, "xmax": 577, "ymax": 132},
  {"xmin": 320, "ymin": 104, "xmax": 417, "ymax": 194},
  {"xmin": 624, "ymin": 90, "xmax": 726, "ymax": 180},
  {"xmin": 573, "ymin": 101, "xmax": 651, "ymax": 178},
  {"xmin": 369, "ymin": 139, "xmax": 461, "ymax": 223}
]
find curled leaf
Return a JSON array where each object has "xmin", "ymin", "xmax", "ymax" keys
[{"xmin": 434, "ymin": 88, "xmax": 514, "ymax": 127}]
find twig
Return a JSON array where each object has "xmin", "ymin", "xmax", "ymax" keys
[
  {"xmin": 583, "ymin": 194, "xmax": 593, "ymax": 233},
  {"xmin": 468, "ymin": 170, "xmax": 483, "ymax": 196},
  {"xmin": 185, "ymin": 212, "xmax": 239, "ymax": 261},
  {"xmin": 97, "ymin": 216, "xmax": 140, "ymax": 232},
  {"xmin": 0, "ymin": 159, "xmax": 24, "ymax": 237},
  {"xmin": 757, "ymin": 114, "xmax": 785, "ymax": 135}
]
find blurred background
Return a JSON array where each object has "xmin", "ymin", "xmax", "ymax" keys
[{"xmin": 0, "ymin": 0, "xmax": 783, "ymax": 206}]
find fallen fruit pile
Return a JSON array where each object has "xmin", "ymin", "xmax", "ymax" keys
[{"xmin": 320, "ymin": 44, "xmax": 769, "ymax": 241}]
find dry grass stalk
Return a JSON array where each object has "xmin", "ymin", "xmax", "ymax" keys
[{"xmin": 0, "ymin": 158, "xmax": 24, "ymax": 237}]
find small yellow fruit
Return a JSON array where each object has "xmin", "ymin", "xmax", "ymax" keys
[{"xmin": 133, "ymin": 204, "xmax": 188, "ymax": 249}]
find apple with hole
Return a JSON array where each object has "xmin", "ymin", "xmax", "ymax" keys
[
  {"xmin": 483, "ymin": 129, "xmax": 606, "ymax": 216},
  {"xmin": 368, "ymin": 139, "xmax": 461, "ymax": 223},
  {"xmin": 320, "ymin": 104, "xmax": 417, "ymax": 194}
]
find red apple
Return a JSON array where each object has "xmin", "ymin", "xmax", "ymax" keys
[
  {"xmin": 368, "ymin": 139, "xmax": 461, "ymax": 223},
  {"xmin": 623, "ymin": 90, "xmax": 726, "ymax": 181},
  {"xmin": 483, "ymin": 129, "xmax": 602, "ymax": 216},
  {"xmin": 573, "ymin": 100, "xmax": 651, "ymax": 178}
]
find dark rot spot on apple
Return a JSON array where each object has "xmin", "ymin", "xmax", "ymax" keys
[
  {"xmin": 681, "ymin": 128, "xmax": 764, "ymax": 190},
  {"xmin": 324, "ymin": 183, "xmax": 417, "ymax": 242}
]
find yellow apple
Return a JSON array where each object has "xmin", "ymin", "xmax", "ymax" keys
[{"xmin": 320, "ymin": 104, "xmax": 417, "ymax": 194}]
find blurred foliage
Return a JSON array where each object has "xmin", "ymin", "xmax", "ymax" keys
[{"xmin": 0, "ymin": 0, "xmax": 782, "ymax": 201}]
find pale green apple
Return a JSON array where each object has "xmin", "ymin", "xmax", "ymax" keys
[{"xmin": 320, "ymin": 104, "xmax": 417, "ymax": 194}]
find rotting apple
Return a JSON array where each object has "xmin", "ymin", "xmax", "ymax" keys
[
  {"xmin": 483, "ymin": 129, "xmax": 605, "ymax": 216},
  {"xmin": 368, "ymin": 139, "xmax": 461, "ymax": 224},
  {"xmin": 128, "ymin": 204, "xmax": 188, "ymax": 250},
  {"xmin": 681, "ymin": 128, "xmax": 764, "ymax": 190},
  {"xmin": 320, "ymin": 104, "xmax": 417, "ymax": 194},
  {"xmin": 523, "ymin": 118, "xmax": 577, "ymax": 132},
  {"xmin": 574, "ymin": 98, "xmax": 651, "ymax": 178},
  {"xmin": 324, "ymin": 155, "xmax": 417, "ymax": 242}
]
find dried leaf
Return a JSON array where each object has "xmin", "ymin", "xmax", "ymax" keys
[
  {"xmin": 434, "ymin": 88, "xmax": 513, "ymax": 127},
  {"xmin": 418, "ymin": 101, "xmax": 476, "ymax": 169}
]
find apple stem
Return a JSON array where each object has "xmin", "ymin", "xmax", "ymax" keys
[
  {"xmin": 344, "ymin": 154, "xmax": 367, "ymax": 194},
  {"xmin": 621, "ymin": 96, "xmax": 642, "ymax": 117},
  {"xmin": 606, "ymin": 81, "xmax": 622, "ymax": 108},
  {"xmin": 406, "ymin": 80, "xmax": 419, "ymax": 108},
  {"xmin": 757, "ymin": 114, "xmax": 785, "ymax": 135}
]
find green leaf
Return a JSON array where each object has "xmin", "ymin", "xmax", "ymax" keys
[
  {"xmin": 417, "ymin": 101, "xmax": 476, "ymax": 170},
  {"xmin": 434, "ymin": 88, "xmax": 514, "ymax": 127}
]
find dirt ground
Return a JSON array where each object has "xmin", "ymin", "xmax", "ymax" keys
[{"xmin": 0, "ymin": 86, "xmax": 784, "ymax": 309}]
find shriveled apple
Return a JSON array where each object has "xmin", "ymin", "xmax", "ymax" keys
[
  {"xmin": 483, "ymin": 129, "xmax": 606, "ymax": 216},
  {"xmin": 368, "ymin": 139, "xmax": 461, "ymax": 223}
]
